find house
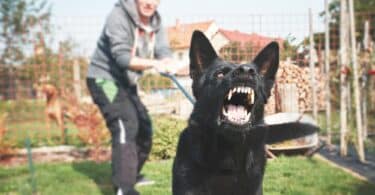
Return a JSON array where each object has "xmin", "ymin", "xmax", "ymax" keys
[
  {"xmin": 212, "ymin": 29, "xmax": 284, "ymax": 62},
  {"xmin": 167, "ymin": 20, "xmax": 223, "ymax": 66},
  {"xmin": 163, "ymin": 21, "xmax": 285, "ymax": 118},
  {"xmin": 168, "ymin": 23, "xmax": 284, "ymax": 76}
]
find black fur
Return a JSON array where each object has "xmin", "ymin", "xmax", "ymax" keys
[{"xmin": 172, "ymin": 31, "xmax": 318, "ymax": 195}]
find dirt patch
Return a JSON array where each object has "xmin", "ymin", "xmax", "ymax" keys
[
  {"xmin": 0, "ymin": 146, "xmax": 111, "ymax": 167},
  {"xmin": 318, "ymin": 144, "xmax": 375, "ymax": 185}
]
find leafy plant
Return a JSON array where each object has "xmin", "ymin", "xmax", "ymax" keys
[
  {"xmin": 0, "ymin": 0, "xmax": 52, "ymax": 65},
  {"xmin": 150, "ymin": 115, "xmax": 186, "ymax": 160},
  {"xmin": 139, "ymin": 74, "xmax": 173, "ymax": 92}
]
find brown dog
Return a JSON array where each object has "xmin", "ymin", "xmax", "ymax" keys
[{"xmin": 34, "ymin": 77, "xmax": 65, "ymax": 142}]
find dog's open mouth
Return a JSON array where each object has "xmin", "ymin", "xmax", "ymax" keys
[{"xmin": 221, "ymin": 86, "xmax": 255, "ymax": 125}]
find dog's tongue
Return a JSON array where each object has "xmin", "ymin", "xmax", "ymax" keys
[{"xmin": 226, "ymin": 104, "xmax": 247, "ymax": 122}]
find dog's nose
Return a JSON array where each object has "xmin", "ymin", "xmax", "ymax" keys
[{"xmin": 236, "ymin": 65, "xmax": 255, "ymax": 75}]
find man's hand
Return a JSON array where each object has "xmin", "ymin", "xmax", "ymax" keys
[
  {"xmin": 155, "ymin": 58, "xmax": 185, "ymax": 75},
  {"xmin": 129, "ymin": 57, "xmax": 185, "ymax": 75}
]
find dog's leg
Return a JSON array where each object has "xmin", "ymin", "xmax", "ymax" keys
[
  {"xmin": 255, "ymin": 183, "xmax": 263, "ymax": 195},
  {"xmin": 45, "ymin": 110, "xmax": 51, "ymax": 140},
  {"xmin": 57, "ymin": 111, "xmax": 65, "ymax": 144}
]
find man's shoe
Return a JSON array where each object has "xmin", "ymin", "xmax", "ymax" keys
[
  {"xmin": 116, "ymin": 188, "xmax": 139, "ymax": 195},
  {"xmin": 135, "ymin": 174, "xmax": 155, "ymax": 187}
]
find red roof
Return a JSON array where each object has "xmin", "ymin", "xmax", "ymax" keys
[
  {"xmin": 219, "ymin": 29, "xmax": 283, "ymax": 48},
  {"xmin": 168, "ymin": 20, "xmax": 215, "ymax": 49}
]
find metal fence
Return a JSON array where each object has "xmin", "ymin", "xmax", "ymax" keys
[{"xmin": 0, "ymin": 11, "xmax": 374, "ymax": 150}]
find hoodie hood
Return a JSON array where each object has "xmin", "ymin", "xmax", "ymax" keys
[{"xmin": 118, "ymin": 0, "xmax": 162, "ymax": 31}]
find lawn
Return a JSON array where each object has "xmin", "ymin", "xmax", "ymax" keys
[{"xmin": 0, "ymin": 156, "xmax": 374, "ymax": 195}]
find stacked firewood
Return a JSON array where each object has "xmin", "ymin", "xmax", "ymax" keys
[{"xmin": 265, "ymin": 62, "xmax": 325, "ymax": 114}]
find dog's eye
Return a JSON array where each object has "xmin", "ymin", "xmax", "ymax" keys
[
  {"xmin": 215, "ymin": 67, "xmax": 231, "ymax": 79},
  {"xmin": 216, "ymin": 72, "xmax": 225, "ymax": 78}
]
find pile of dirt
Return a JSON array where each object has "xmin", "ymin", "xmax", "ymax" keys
[{"xmin": 0, "ymin": 146, "xmax": 111, "ymax": 167}]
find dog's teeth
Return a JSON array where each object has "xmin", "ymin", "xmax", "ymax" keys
[
  {"xmin": 222, "ymin": 107, "xmax": 228, "ymax": 117},
  {"xmin": 228, "ymin": 90, "xmax": 233, "ymax": 100},
  {"xmin": 246, "ymin": 112, "xmax": 251, "ymax": 121}
]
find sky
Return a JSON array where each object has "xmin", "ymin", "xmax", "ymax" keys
[{"xmin": 47, "ymin": 0, "xmax": 326, "ymax": 55}]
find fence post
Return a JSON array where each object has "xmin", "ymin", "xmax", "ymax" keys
[
  {"xmin": 26, "ymin": 138, "xmax": 37, "ymax": 193},
  {"xmin": 324, "ymin": 0, "xmax": 332, "ymax": 146},
  {"xmin": 362, "ymin": 20, "xmax": 370, "ymax": 139},
  {"xmin": 309, "ymin": 8, "xmax": 318, "ymax": 121},
  {"xmin": 73, "ymin": 59, "xmax": 81, "ymax": 100},
  {"xmin": 279, "ymin": 84, "xmax": 299, "ymax": 113},
  {"xmin": 348, "ymin": 0, "xmax": 365, "ymax": 162},
  {"xmin": 339, "ymin": 0, "xmax": 349, "ymax": 157}
]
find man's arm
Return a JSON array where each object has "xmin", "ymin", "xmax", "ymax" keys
[{"xmin": 128, "ymin": 57, "xmax": 160, "ymax": 71}]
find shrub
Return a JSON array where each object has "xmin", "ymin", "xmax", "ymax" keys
[
  {"xmin": 0, "ymin": 113, "xmax": 7, "ymax": 142},
  {"xmin": 138, "ymin": 74, "xmax": 173, "ymax": 92},
  {"xmin": 0, "ymin": 113, "xmax": 12, "ymax": 154},
  {"xmin": 150, "ymin": 115, "xmax": 186, "ymax": 160}
]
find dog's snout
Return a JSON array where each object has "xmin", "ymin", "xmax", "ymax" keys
[{"xmin": 234, "ymin": 65, "xmax": 255, "ymax": 75}]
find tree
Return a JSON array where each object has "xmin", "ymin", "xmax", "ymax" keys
[
  {"xmin": 324, "ymin": 0, "xmax": 375, "ymax": 18},
  {"xmin": 0, "ymin": 0, "xmax": 51, "ymax": 66},
  {"xmin": 318, "ymin": 0, "xmax": 375, "ymax": 50}
]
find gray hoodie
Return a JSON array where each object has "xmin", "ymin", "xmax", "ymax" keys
[{"xmin": 87, "ymin": 0, "xmax": 172, "ymax": 85}]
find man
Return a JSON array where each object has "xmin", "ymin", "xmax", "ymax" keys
[{"xmin": 86, "ymin": 0, "xmax": 174, "ymax": 194}]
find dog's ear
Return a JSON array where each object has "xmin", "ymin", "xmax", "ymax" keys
[
  {"xmin": 253, "ymin": 42, "xmax": 279, "ymax": 97},
  {"xmin": 189, "ymin": 31, "xmax": 218, "ymax": 80},
  {"xmin": 253, "ymin": 42, "xmax": 279, "ymax": 79}
]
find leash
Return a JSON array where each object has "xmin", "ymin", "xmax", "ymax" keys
[{"xmin": 159, "ymin": 72, "xmax": 196, "ymax": 105}]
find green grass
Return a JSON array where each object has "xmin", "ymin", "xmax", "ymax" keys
[
  {"xmin": 4, "ymin": 121, "xmax": 84, "ymax": 147},
  {"xmin": 1, "ymin": 157, "xmax": 374, "ymax": 195}
]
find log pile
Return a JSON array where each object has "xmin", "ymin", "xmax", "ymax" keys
[{"xmin": 265, "ymin": 61, "xmax": 325, "ymax": 114}]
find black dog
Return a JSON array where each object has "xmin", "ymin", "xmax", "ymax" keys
[{"xmin": 172, "ymin": 31, "xmax": 318, "ymax": 195}]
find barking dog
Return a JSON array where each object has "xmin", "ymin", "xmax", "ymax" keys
[
  {"xmin": 34, "ymin": 78, "xmax": 65, "ymax": 142},
  {"xmin": 172, "ymin": 31, "xmax": 318, "ymax": 195}
]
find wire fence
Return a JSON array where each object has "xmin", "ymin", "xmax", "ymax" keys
[{"xmin": 0, "ymin": 12, "xmax": 374, "ymax": 153}]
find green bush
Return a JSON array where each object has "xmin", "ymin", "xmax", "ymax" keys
[
  {"xmin": 150, "ymin": 115, "xmax": 186, "ymax": 160},
  {"xmin": 0, "ymin": 100, "xmax": 45, "ymax": 122},
  {"xmin": 138, "ymin": 74, "xmax": 173, "ymax": 92}
]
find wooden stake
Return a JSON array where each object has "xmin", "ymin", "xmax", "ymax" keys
[
  {"xmin": 309, "ymin": 8, "xmax": 318, "ymax": 121},
  {"xmin": 73, "ymin": 59, "xmax": 81, "ymax": 100},
  {"xmin": 324, "ymin": 0, "xmax": 332, "ymax": 146},
  {"xmin": 362, "ymin": 20, "xmax": 370, "ymax": 139},
  {"xmin": 349, "ymin": 0, "xmax": 365, "ymax": 162},
  {"xmin": 339, "ymin": 0, "xmax": 349, "ymax": 157}
]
